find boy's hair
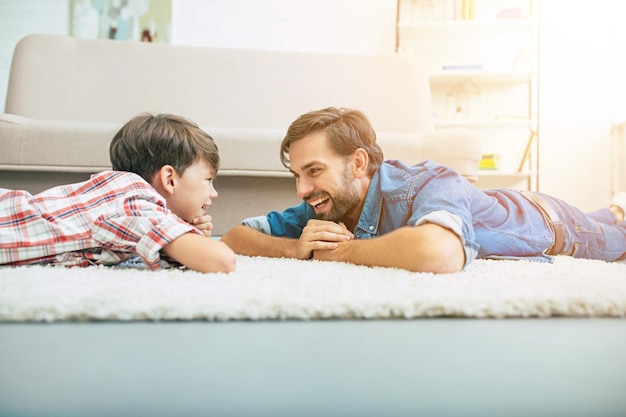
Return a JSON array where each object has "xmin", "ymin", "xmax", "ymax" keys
[
  {"xmin": 109, "ymin": 113, "xmax": 220, "ymax": 182},
  {"xmin": 280, "ymin": 107, "xmax": 383, "ymax": 177}
]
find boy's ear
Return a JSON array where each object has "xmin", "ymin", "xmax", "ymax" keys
[
  {"xmin": 352, "ymin": 148, "xmax": 369, "ymax": 178},
  {"xmin": 152, "ymin": 165, "xmax": 177, "ymax": 194}
]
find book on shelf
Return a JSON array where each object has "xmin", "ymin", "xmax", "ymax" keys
[
  {"xmin": 454, "ymin": 1, "xmax": 528, "ymax": 21},
  {"xmin": 497, "ymin": 7, "xmax": 525, "ymax": 19},
  {"xmin": 442, "ymin": 64, "xmax": 484, "ymax": 71},
  {"xmin": 455, "ymin": 0, "xmax": 475, "ymax": 20}
]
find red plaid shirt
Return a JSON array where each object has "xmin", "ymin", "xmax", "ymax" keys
[{"xmin": 0, "ymin": 171, "xmax": 200, "ymax": 269}]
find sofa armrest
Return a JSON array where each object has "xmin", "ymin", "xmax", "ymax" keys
[{"xmin": 0, "ymin": 114, "xmax": 117, "ymax": 172}]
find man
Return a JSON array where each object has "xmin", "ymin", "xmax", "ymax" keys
[{"xmin": 221, "ymin": 107, "xmax": 626, "ymax": 273}]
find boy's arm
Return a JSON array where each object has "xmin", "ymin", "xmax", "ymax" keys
[
  {"xmin": 313, "ymin": 223, "xmax": 465, "ymax": 273},
  {"xmin": 162, "ymin": 233, "xmax": 236, "ymax": 273}
]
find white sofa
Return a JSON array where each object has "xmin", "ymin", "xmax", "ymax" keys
[{"xmin": 0, "ymin": 34, "xmax": 480, "ymax": 234}]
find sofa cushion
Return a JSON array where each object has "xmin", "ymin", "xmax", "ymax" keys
[
  {"xmin": 0, "ymin": 114, "xmax": 441, "ymax": 177},
  {"xmin": 6, "ymin": 34, "xmax": 433, "ymax": 134}
]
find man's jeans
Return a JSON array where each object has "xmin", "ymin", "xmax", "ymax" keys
[{"xmin": 540, "ymin": 193, "xmax": 626, "ymax": 261}]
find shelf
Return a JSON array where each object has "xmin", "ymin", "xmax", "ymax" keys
[
  {"xmin": 397, "ymin": 0, "xmax": 539, "ymax": 191},
  {"xmin": 434, "ymin": 120, "xmax": 535, "ymax": 129},
  {"xmin": 398, "ymin": 19, "xmax": 537, "ymax": 38},
  {"xmin": 478, "ymin": 170, "xmax": 532, "ymax": 178},
  {"xmin": 429, "ymin": 71, "xmax": 533, "ymax": 85}
]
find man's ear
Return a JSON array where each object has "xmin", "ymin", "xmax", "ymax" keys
[
  {"xmin": 352, "ymin": 148, "xmax": 369, "ymax": 178},
  {"xmin": 151, "ymin": 165, "xmax": 177, "ymax": 195}
]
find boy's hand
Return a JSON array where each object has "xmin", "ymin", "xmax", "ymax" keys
[{"xmin": 192, "ymin": 210, "xmax": 214, "ymax": 237}]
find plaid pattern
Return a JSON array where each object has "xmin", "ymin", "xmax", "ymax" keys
[{"xmin": 0, "ymin": 171, "xmax": 200, "ymax": 269}]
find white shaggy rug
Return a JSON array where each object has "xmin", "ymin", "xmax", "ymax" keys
[{"xmin": 1, "ymin": 256, "xmax": 625, "ymax": 321}]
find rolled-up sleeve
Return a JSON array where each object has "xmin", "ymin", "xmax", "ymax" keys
[{"xmin": 414, "ymin": 209, "xmax": 478, "ymax": 267}]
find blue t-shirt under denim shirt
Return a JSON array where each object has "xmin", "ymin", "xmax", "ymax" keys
[{"xmin": 243, "ymin": 160, "xmax": 626, "ymax": 268}]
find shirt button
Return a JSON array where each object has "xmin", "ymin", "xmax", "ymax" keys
[{"xmin": 369, "ymin": 225, "xmax": 374, "ymax": 231}]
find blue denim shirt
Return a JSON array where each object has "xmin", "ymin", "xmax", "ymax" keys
[{"xmin": 243, "ymin": 160, "xmax": 554, "ymax": 268}]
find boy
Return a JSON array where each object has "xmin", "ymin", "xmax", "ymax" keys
[{"xmin": 0, "ymin": 113, "xmax": 236, "ymax": 273}]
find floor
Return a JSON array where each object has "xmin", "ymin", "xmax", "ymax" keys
[{"xmin": 1, "ymin": 319, "xmax": 625, "ymax": 417}]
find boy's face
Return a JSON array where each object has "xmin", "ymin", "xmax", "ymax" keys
[{"xmin": 166, "ymin": 159, "xmax": 218, "ymax": 223}]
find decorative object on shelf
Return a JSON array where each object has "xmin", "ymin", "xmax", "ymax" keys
[
  {"xmin": 517, "ymin": 130, "xmax": 536, "ymax": 172},
  {"xmin": 479, "ymin": 154, "xmax": 500, "ymax": 170},
  {"xmin": 446, "ymin": 79, "xmax": 481, "ymax": 121}
]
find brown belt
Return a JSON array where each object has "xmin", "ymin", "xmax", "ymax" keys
[{"xmin": 521, "ymin": 191, "xmax": 565, "ymax": 256}]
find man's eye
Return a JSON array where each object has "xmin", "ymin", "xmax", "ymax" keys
[{"xmin": 310, "ymin": 168, "xmax": 320, "ymax": 175}]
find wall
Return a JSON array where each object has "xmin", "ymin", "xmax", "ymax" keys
[
  {"xmin": 0, "ymin": 0, "xmax": 69, "ymax": 113},
  {"xmin": 608, "ymin": 5, "xmax": 626, "ymax": 195},
  {"xmin": 0, "ymin": 0, "xmax": 396, "ymax": 112},
  {"xmin": 171, "ymin": 0, "xmax": 396, "ymax": 53},
  {"xmin": 538, "ymin": 1, "xmax": 615, "ymax": 210}
]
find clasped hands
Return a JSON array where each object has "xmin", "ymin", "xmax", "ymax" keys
[
  {"xmin": 191, "ymin": 213, "xmax": 355, "ymax": 262},
  {"xmin": 295, "ymin": 219, "xmax": 355, "ymax": 261}
]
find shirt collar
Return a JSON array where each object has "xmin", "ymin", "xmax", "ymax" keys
[{"xmin": 355, "ymin": 170, "xmax": 382, "ymax": 237}]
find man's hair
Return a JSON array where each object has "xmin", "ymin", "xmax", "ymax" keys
[
  {"xmin": 280, "ymin": 107, "xmax": 383, "ymax": 177},
  {"xmin": 109, "ymin": 113, "xmax": 220, "ymax": 182}
]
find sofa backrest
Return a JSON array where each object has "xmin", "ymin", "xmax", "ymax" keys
[{"xmin": 5, "ymin": 34, "xmax": 433, "ymax": 134}]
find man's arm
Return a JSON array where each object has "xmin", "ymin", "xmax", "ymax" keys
[
  {"xmin": 221, "ymin": 220, "xmax": 352, "ymax": 260},
  {"xmin": 313, "ymin": 223, "xmax": 465, "ymax": 273}
]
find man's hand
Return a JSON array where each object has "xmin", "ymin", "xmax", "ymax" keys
[
  {"xmin": 295, "ymin": 219, "xmax": 354, "ymax": 259},
  {"xmin": 313, "ymin": 224, "xmax": 465, "ymax": 273},
  {"xmin": 311, "ymin": 240, "xmax": 351, "ymax": 263},
  {"xmin": 191, "ymin": 209, "xmax": 214, "ymax": 237}
]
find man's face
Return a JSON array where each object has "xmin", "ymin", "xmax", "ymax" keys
[{"xmin": 288, "ymin": 131, "xmax": 362, "ymax": 222}]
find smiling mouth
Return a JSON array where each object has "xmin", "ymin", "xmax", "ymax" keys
[{"xmin": 308, "ymin": 196, "xmax": 330, "ymax": 210}]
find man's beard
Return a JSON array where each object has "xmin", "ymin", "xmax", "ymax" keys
[{"xmin": 310, "ymin": 165, "xmax": 361, "ymax": 222}]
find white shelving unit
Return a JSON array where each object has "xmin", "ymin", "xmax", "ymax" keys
[{"xmin": 397, "ymin": 0, "xmax": 539, "ymax": 190}]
